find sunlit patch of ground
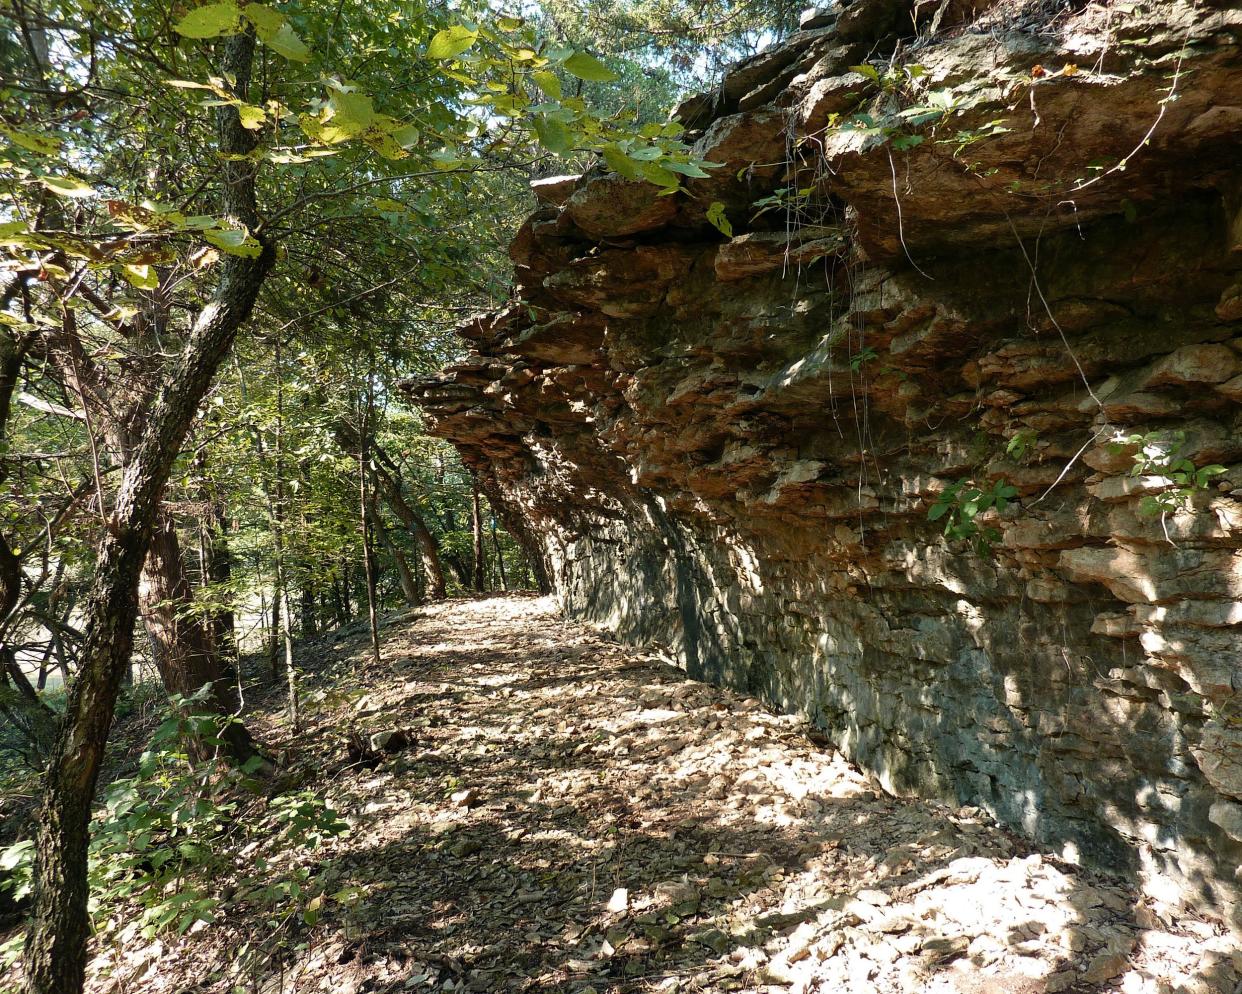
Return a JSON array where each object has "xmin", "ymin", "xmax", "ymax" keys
[{"xmin": 10, "ymin": 595, "xmax": 1238, "ymax": 994}]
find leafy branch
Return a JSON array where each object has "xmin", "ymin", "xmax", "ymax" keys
[{"xmin": 928, "ymin": 477, "xmax": 1018, "ymax": 555}]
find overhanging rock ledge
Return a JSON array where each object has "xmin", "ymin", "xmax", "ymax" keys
[{"xmin": 407, "ymin": 0, "xmax": 1242, "ymax": 932}]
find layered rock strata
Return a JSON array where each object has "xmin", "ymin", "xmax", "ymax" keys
[{"xmin": 410, "ymin": 0, "xmax": 1242, "ymax": 930}]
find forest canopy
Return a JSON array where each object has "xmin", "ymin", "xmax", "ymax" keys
[{"xmin": 0, "ymin": 1, "xmax": 806, "ymax": 992}]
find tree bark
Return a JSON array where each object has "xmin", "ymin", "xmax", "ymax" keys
[
  {"xmin": 471, "ymin": 476, "xmax": 485, "ymax": 593},
  {"xmin": 204, "ymin": 513, "xmax": 238, "ymax": 667},
  {"xmin": 23, "ymin": 30, "xmax": 273, "ymax": 994},
  {"xmin": 381, "ymin": 473, "xmax": 447, "ymax": 600},
  {"xmin": 357, "ymin": 383, "xmax": 380, "ymax": 666},
  {"xmin": 299, "ymin": 577, "xmax": 318, "ymax": 636},
  {"xmin": 490, "ymin": 513, "xmax": 508, "ymax": 591},
  {"xmin": 371, "ymin": 499, "xmax": 419, "ymax": 607},
  {"xmin": 138, "ymin": 514, "xmax": 258, "ymax": 762},
  {"xmin": 0, "ymin": 648, "xmax": 58, "ymax": 765}
]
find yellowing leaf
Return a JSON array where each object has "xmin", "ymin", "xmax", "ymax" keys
[
  {"xmin": 531, "ymin": 70, "xmax": 561, "ymax": 99},
  {"xmin": 0, "ymin": 126, "xmax": 63, "ymax": 156},
  {"xmin": 239, "ymin": 2, "xmax": 282, "ymax": 33},
  {"xmin": 190, "ymin": 246, "xmax": 219, "ymax": 270},
  {"xmin": 39, "ymin": 174, "xmax": 95, "ymax": 198},
  {"xmin": 562, "ymin": 51, "xmax": 617, "ymax": 83},
  {"xmin": 427, "ymin": 25, "xmax": 478, "ymax": 60},
  {"xmin": 326, "ymin": 88, "xmax": 376, "ymax": 136},
  {"xmin": 705, "ymin": 202, "xmax": 732, "ymax": 238},
  {"xmin": 173, "ymin": 2, "xmax": 242, "ymax": 39},
  {"xmin": 121, "ymin": 263, "xmax": 158, "ymax": 290},
  {"xmin": 237, "ymin": 103, "xmax": 266, "ymax": 129}
]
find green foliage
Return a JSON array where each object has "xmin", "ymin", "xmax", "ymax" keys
[
  {"xmin": 0, "ymin": 693, "xmax": 347, "ymax": 960},
  {"xmin": 928, "ymin": 478, "xmax": 1018, "ymax": 555},
  {"xmin": 751, "ymin": 185, "xmax": 813, "ymax": 221},
  {"xmin": 705, "ymin": 201, "xmax": 733, "ymax": 238},
  {"xmin": 831, "ymin": 59, "xmax": 1006, "ymax": 156},
  {"xmin": 1110, "ymin": 430, "xmax": 1226, "ymax": 517},
  {"xmin": 849, "ymin": 347, "xmax": 878, "ymax": 372},
  {"xmin": 1005, "ymin": 429, "xmax": 1040, "ymax": 463}
]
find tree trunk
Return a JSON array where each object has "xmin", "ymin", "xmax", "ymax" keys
[
  {"xmin": 138, "ymin": 515, "xmax": 258, "ymax": 762},
  {"xmin": 271, "ymin": 333, "xmax": 297, "ymax": 725},
  {"xmin": 23, "ymin": 30, "xmax": 273, "ymax": 994},
  {"xmin": 386, "ymin": 481, "xmax": 447, "ymax": 600},
  {"xmin": 490, "ymin": 514, "xmax": 508, "ymax": 591},
  {"xmin": 471, "ymin": 477, "xmax": 485, "ymax": 593},
  {"xmin": 332, "ymin": 421, "xmax": 446, "ymax": 600},
  {"xmin": 267, "ymin": 570, "xmax": 282, "ymax": 681},
  {"xmin": 299, "ymin": 578, "xmax": 317, "ymax": 637},
  {"xmin": 339, "ymin": 562, "xmax": 352, "ymax": 621},
  {"xmin": 357, "ymin": 385, "xmax": 380, "ymax": 666},
  {"xmin": 0, "ymin": 648, "xmax": 58, "ymax": 764},
  {"xmin": 371, "ymin": 500, "xmax": 419, "ymax": 607},
  {"xmin": 205, "ymin": 514, "xmax": 238, "ymax": 668}
]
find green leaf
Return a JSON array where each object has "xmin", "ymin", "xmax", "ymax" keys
[
  {"xmin": 427, "ymin": 25, "xmax": 478, "ymax": 59},
  {"xmin": 39, "ymin": 174, "xmax": 95, "ymax": 198},
  {"xmin": 562, "ymin": 51, "xmax": 617, "ymax": 83},
  {"xmin": 239, "ymin": 2, "xmax": 282, "ymax": 32},
  {"xmin": 0, "ymin": 221, "xmax": 35, "ymax": 247},
  {"xmin": 531, "ymin": 70, "xmax": 561, "ymax": 99},
  {"xmin": 260, "ymin": 21, "xmax": 311, "ymax": 62},
  {"xmin": 705, "ymin": 201, "xmax": 732, "ymax": 238},
  {"xmin": 638, "ymin": 160, "xmax": 679, "ymax": 189},
  {"xmin": 204, "ymin": 226, "xmax": 262, "ymax": 258},
  {"xmin": 601, "ymin": 145, "xmax": 639, "ymax": 180},
  {"xmin": 391, "ymin": 124, "xmax": 420, "ymax": 148},
  {"xmin": 430, "ymin": 148, "xmax": 465, "ymax": 170},
  {"xmin": 663, "ymin": 160, "xmax": 712, "ymax": 179},
  {"xmin": 532, "ymin": 116, "xmax": 572, "ymax": 155},
  {"xmin": 173, "ymin": 2, "xmax": 242, "ymax": 39}
]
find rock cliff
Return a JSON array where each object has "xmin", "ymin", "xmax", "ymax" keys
[{"xmin": 409, "ymin": 0, "xmax": 1242, "ymax": 930}]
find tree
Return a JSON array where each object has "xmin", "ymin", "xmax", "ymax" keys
[{"xmin": 2, "ymin": 2, "xmax": 725, "ymax": 990}]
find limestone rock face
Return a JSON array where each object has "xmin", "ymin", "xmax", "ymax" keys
[{"xmin": 410, "ymin": 0, "xmax": 1242, "ymax": 934}]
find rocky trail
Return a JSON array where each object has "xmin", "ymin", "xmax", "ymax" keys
[{"xmin": 79, "ymin": 597, "xmax": 1239, "ymax": 994}]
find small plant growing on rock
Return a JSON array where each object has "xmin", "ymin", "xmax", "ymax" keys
[
  {"xmin": 928, "ymin": 478, "xmax": 1018, "ymax": 555},
  {"xmin": 1005, "ymin": 429, "xmax": 1040, "ymax": 463},
  {"xmin": 849, "ymin": 346, "xmax": 878, "ymax": 371},
  {"xmin": 1110, "ymin": 430, "xmax": 1225, "ymax": 517}
]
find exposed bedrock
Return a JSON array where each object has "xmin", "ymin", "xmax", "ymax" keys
[{"xmin": 409, "ymin": 0, "xmax": 1242, "ymax": 930}]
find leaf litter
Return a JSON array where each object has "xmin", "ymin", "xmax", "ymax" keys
[{"xmin": 6, "ymin": 594, "xmax": 1237, "ymax": 994}]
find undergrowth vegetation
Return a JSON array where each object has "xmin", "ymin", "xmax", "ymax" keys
[{"xmin": 0, "ymin": 690, "xmax": 348, "ymax": 975}]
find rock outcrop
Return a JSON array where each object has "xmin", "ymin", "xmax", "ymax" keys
[{"xmin": 410, "ymin": 0, "xmax": 1242, "ymax": 932}]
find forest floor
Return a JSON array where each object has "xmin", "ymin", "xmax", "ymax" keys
[{"xmin": 8, "ymin": 595, "xmax": 1241, "ymax": 994}]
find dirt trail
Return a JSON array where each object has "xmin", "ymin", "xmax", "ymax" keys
[{"xmin": 91, "ymin": 596, "xmax": 1241, "ymax": 993}]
